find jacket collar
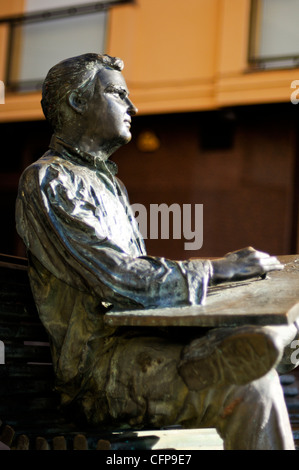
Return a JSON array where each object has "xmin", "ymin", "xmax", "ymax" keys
[{"xmin": 49, "ymin": 134, "xmax": 118, "ymax": 176}]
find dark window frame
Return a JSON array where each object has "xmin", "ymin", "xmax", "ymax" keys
[
  {"xmin": 248, "ymin": 0, "xmax": 299, "ymax": 71},
  {"xmin": 2, "ymin": 0, "xmax": 134, "ymax": 91}
]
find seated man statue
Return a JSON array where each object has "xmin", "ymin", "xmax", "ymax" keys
[{"xmin": 15, "ymin": 53, "xmax": 298, "ymax": 449}]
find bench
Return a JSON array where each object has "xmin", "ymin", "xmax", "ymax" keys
[
  {"xmin": 0, "ymin": 253, "xmax": 224, "ymax": 451},
  {"xmin": 1, "ymin": 253, "xmax": 299, "ymax": 450}
]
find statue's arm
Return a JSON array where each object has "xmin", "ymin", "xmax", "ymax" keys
[{"xmin": 16, "ymin": 163, "xmax": 213, "ymax": 310}]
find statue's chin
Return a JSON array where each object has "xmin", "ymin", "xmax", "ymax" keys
[
  {"xmin": 118, "ymin": 132, "xmax": 132, "ymax": 146},
  {"xmin": 106, "ymin": 134, "xmax": 131, "ymax": 155}
]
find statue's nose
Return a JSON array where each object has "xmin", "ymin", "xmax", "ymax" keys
[{"xmin": 127, "ymin": 98, "xmax": 138, "ymax": 116}]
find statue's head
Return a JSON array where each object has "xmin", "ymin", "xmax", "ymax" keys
[{"xmin": 41, "ymin": 53, "xmax": 137, "ymax": 151}]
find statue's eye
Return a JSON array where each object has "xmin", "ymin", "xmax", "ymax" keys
[
  {"xmin": 115, "ymin": 89, "xmax": 127, "ymax": 100},
  {"xmin": 106, "ymin": 85, "xmax": 127, "ymax": 100}
]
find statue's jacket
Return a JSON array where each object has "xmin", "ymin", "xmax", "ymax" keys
[{"xmin": 15, "ymin": 135, "xmax": 212, "ymax": 425}]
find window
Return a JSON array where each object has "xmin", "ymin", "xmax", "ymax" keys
[
  {"xmin": 249, "ymin": 0, "xmax": 299, "ymax": 69},
  {"xmin": 3, "ymin": 0, "xmax": 132, "ymax": 91}
]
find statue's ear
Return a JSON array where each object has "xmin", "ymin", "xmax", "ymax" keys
[{"xmin": 68, "ymin": 91, "xmax": 88, "ymax": 114}]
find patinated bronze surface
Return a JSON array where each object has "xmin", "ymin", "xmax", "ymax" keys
[
  {"xmin": 15, "ymin": 53, "xmax": 299, "ymax": 449},
  {"xmin": 104, "ymin": 255, "xmax": 299, "ymax": 328}
]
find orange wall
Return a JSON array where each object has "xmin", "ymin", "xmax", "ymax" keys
[
  {"xmin": 0, "ymin": 0, "xmax": 298, "ymax": 121},
  {"xmin": 107, "ymin": 0, "xmax": 221, "ymax": 113},
  {"xmin": 0, "ymin": 0, "xmax": 24, "ymax": 84},
  {"xmin": 0, "ymin": 0, "xmax": 24, "ymax": 17},
  {"xmin": 107, "ymin": 0, "xmax": 299, "ymax": 114}
]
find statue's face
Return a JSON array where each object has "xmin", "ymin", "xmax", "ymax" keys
[{"xmin": 84, "ymin": 66, "xmax": 137, "ymax": 148}]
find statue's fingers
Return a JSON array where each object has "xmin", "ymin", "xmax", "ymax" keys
[
  {"xmin": 248, "ymin": 249, "xmax": 270, "ymax": 260},
  {"xmin": 259, "ymin": 256, "xmax": 284, "ymax": 271}
]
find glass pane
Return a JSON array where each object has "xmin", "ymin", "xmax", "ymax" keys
[
  {"xmin": 25, "ymin": 0, "xmax": 107, "ymax": 12},
  {"xmin": 9, "ymin": 11, "xmax": 107, "ymax": 90},
  {"xmin": 25, "ymin": 0, "xmax": 120, "ymax": 13},
  {"xmin": 251, "ymin": 0, "xmax": 299, "ymax": 60}
]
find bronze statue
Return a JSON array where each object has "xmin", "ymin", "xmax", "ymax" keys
[{"xmin": 15, "ymin": 53, "xmax": 298, "ymax": 449}]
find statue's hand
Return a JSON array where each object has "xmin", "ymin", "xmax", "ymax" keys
[{"xmin": 210, "ymin": 246, "xmax": 284, "ymax": 284}]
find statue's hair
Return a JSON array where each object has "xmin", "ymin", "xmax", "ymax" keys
[{"xmin": 41, "ymin": 53, "xmax": 124, "ymax": 131}]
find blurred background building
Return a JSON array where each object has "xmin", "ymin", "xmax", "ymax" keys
[{"xmin": 0, "ymin": 0, "xmax": 298, "ymax": 260}]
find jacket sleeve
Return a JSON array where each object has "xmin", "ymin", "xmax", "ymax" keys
[{"xmin": 16, "ymin": 160, "xmax": 212, "ymax": 311}]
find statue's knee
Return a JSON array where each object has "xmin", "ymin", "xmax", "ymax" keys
[{"xmin": 234, "ymin": 370, "xmax": 284, "ymax": 404}]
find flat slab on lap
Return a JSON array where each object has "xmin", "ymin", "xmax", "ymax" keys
[{"xmin": 104, "ymin": 255, "xmax": 299, "ymax": 328}]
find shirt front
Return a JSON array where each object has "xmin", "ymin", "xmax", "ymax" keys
[{"xmin": 15, "ymin": 135, "xmax": 212, "ymax": 406}]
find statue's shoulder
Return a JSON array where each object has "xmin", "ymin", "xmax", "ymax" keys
[
  {"xmin": 21, "ymin": 151, "xmax": 70, "ymax": 181},
  {"xmin": 18, "ymin": 153, "xmax": 72, "ymax": 201}
]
